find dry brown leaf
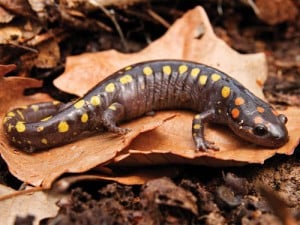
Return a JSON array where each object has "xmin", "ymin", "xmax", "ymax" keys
[
  {"xmin": 0, "ymin": 26, "xmax": 23, "ymax": 44},
  {"xmin": 0, "ymin": 6, "xmax": 14, "ymax": 23},
  {"xmin": 0, "ymin": 64, "xmax": 16, "ymax": 76},
  {"xmin": 0, "ymin": 0, "xmax": 36, "ymax": 18},
  {"xmin": 254, "ymin": 0, "xmax": 298, "ymax": 25},
  {"xmin": 0, "ymin": 21, "xmax": 41, "ymax": 46},
  {"xmin": 0, "ymin": 6, "xmax": 299, "ymax": 188},
  {"xmin": 0, "ymin": 71, "xmax": 51, "ymax": 113},
  {"xmin": 0, "ymin": 184, "xmax": 62, "ymax": 225},
  {"xmin": 34, "ymin": 40, "xmax": 60, "ymax": 68},
  {"xmin": 53, "ymin": 167, "xmax": 181, "ymax": 191}
]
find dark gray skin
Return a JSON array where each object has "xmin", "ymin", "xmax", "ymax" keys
[{"xmin": 2, "ymin": 60, "xmax": 288, "ymax": 152}]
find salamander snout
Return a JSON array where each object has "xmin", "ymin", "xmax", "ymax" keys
[{"xmin": 269, "ymin": 114, "xmax": 288, "ymax": 144}]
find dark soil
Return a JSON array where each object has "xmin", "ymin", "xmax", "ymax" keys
[{"xmin": 40, "ymin": 152, "xmax": 300, "ymax": 225}]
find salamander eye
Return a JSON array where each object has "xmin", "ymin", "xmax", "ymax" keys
[
  {"xmin": 253, "ymin": 124, "xmax": 268, "ymax": 136},
  {"xmin": 278, "ymin": 114, "xmax": 287, "ymax": 124}
]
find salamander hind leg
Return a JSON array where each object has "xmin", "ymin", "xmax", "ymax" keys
[
  {"xmin": 101, "ymin": 102, "xmax": 131, "ymax": 135},
  {"xmin": 192, "ymin": 109, "xmax": 219, "ymax": 151}
]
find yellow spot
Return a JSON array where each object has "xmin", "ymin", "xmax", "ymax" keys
[
  {"xmin": 125, "ymin": 66, "xmax": 132, "ymax": 70},
  {"xmin": 37, "ymin": 126, "xmax": 44, "ymax": 132},
  {"xmin": 105, "ymin": 83, "xmax": 115, "ymax": 92},
  {"xmin": 120, "ymin": 75, "xmax": 133, "ymax": 84},
  {"xmin": 58, "ymin": 121, "xmax": 69, "ymax": 133},
  {"xmin": 4, "ymin": 113, "xmax": 15, "ymax": 123},
  {"xmin": 12, "ymin": 137, "xmax": 16, "ymax": 142},
  {"xmin": 179, "ymin": 65, "xmax": 188, "ymax": 75},
  {"xmin": 41, "ymin": 116, "xmax": 52, "ymax": 121},
  {"xmin": 31, "ymin": 105, "xmax": 39, "ymax": 112},
  {"xmin": 195, "ymin": 114, "xmax": 200, "ymax": 119},
  {"xmin": 16, "ymin": 111, "xmax": 24, "ymax": 120},
  {"xmin": 193, "ymin": 124, "xmax": 201, "ymax": 129},
  {"xmin": 3, "ymin": 116, "xmax": 10, "ymax": 123},
  {"xmin": 109, "ymin": 105, "xmax": 117, "ymax": 111},
  {"xmin": 190, "ymin": 68, "xmax": 200, "ymax": 78},
  {"xmin": 74, "ymin": 99, "xmax": 85, "ymax": 109},
  {"xmin": 53, "ymin": 100, "xmax": 60, "ymax": 105},
  {"xmin": 163, "ymin": 65, "xmax": 172, "ymax": 75},
  {"xmin": 16, "ymin": 110, "xmax": 24, "ymax": 120},
  {"xmin": 211, "ymin": 73, "xmax": 221, "ymax": 82},
  {"xmin": 7, "ymin": 112, "xmax": 15, "ymax": 117},
  {"xmin": 143, "ymin": 66, "xmax": 153, "ymax": 76},
  {"xmin": 27, "ymin": 140, "xmax": 31, "ymax": 144},
  {"xmin": 90, "ymin": 96, "xmax": 101, "ymax": 106},
  {"xmin": 20, "ymin": 106, "xmax": 28, "ymax": 109},
  {"xmin": 231, "ymin": 108, "xmax": 240, "ymax": 119},
  {"xmin": 41, "ymin": 138, "xmax": 48, "ymax": 144},
  {"xmin": 257, "ymin": 106, "xmax": 265, "ymax": 113},
  {"xmin": 16, "ymin": 121, "xmax": 26, "ymax": 132},
  {"xmin": 235, "ymin": 97, "xmax": 245, "ymax": 106},
  {"xmin": 8, "ymin": 124, "xmax": 13, "ymax": 132},
  {"xmin": 221, "ymin": 86, "xmax": 231, "ymax": 98},
  {"xmin": 81, "ymin": 113, "xmax": 88, "ymax": 123},
  {"xmin": 199, "ymin": 75, "xmax": 208, "ymax": 85},
  {"xmin": 105, "ymin": 83, "xmax": 116, "ymax": 92}
]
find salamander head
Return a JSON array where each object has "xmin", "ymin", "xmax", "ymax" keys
[{"xmin": 227, "ymin": 97, "xmax": 288, "ymax": 148}]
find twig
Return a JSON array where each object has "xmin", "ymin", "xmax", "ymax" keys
[
  {"xmin": 97, "ymin": 5, "xmax": 129, "ymax": 51},
  {"xmin": 0, "ymin": 186, "xmax": 44, "ymax": 201},
  {"xmin": 89, "ymin": 0, "xmax": 146, "ymax": 8},
  {"xmin": 147, "ymin": 8, "xmax": 170, "ymax": 28}
]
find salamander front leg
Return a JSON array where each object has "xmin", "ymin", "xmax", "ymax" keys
[
  {"xmin": 101, "ymin": 102, "xmax": 131, "ymax": 135},
  {"xmin": 192, "ymin": 109, "xmax": 219, "ymax": 151}
]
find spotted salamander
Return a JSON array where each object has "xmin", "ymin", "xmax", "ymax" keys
[{"xmin": 2, "ymin": 60, "xmax": 288, "ymax": 152}]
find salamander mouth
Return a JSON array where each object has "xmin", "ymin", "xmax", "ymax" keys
[
  {"xmin": 244, "ymin": 133, "xmax": 288, "ymax": 148},
  {"xmin": 257, "ymin": 136, "xmax": 289, "ymax": 148}
]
